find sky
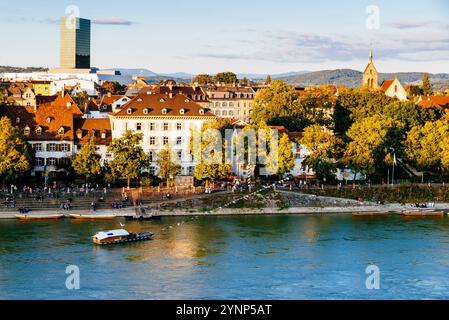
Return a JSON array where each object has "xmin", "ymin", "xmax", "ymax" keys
[{"xmin": 1, "ymin": 0, "xmax": 449, "ymax": 74}]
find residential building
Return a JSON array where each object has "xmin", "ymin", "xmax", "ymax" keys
[
  {"xmin": 138, "ymin": 82, "xmax": 209, "ymax": 108},
  {"xmin": 108, "ymin": 93, "xmax": 216, "ymax": 176},
  {"xmin": 31, "ymin": 80, "xmax": 52, "ymax": 96},
  {"xmin": 417, "ymin": 95, "xmax": 449, "ymax": 109},
  {"xmin": 203, "ymin": 86, "xmax": 256, "ymax": 122},
  {"xmin": 74, "ymin": 118, "xmax": 112, "ymax": 164},
  {"xmin": 0, "ymin": 91, "xmax": 83, "ymax": 177},
  {"xmin": 84, "ymin": 94, "xmax": 131, "ymax": 118},
  {"xmin": 6, "ymin": 83, "xmax": 36, "ymax": 108}
]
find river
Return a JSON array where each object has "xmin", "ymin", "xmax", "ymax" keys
[{"xmin": 1, "ymin": 214, "xmax": 449, "ymax": 299}]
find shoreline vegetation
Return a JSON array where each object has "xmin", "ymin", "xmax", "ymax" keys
[{"xmin": 2, "ymin": 186, "xmax": 449, "ymax": 219}]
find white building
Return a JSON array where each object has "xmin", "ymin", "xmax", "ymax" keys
[
  {"xmin": 380, "ymin": 78, "xmax": 408, "ymax": 101},
  {"xmin": 108, "ymin": 92, "xmax": 217, "ymax": 176}
]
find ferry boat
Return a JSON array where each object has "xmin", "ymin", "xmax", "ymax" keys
[
  {"xmin": 92, "ymin": 228, "xmax": 154, "ymax": 245},
  {"xmin": 69, "ymin": 213, "xmax": 115, "ymax": 220},
  {"xmin": 15, "ymin": 213, "xmax": 65, "ymax": 220}
]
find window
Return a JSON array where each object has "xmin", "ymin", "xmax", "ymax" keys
[
  {"xmin": 58, "ymin": 127, "xmax": 65, "ymax": 135},
  {"xmin": 46, "ymin": 117, "xmax": 51, "ymax": 124},
  {"xmin": 177, "ymin": 151, "xmax": 182, "ymax": 161},
  {"xmin": 47, "ymin": 143, "xmax": 56, "ymax": 152},
  {"xmin": 26, "ymin": 102, "xmax": 31, "ymax": 107},
  {"xmin": 149, "ymin": 123, "xmax": 155, "ymax": 131},
  {"xmin": 136, "ymin": 123, "xmax": 142, "ymax": 131},
  {"xmin": 229, "ymin": 110, "xmax": 234, "ymax": 116},
  {"xmin": 35, "ymin": 158, "xmax": 44, "ymax": 167},
  {"xmin": 176, "ymin": 137, "xmax": 182, "ymax": 145},
  {"xmin": 61, "ymin": 144, "xmax": 70, "ymax": 152},
  {"xmin": 149, "ymin": 151, "xmax": 155, "ymax": 162},
  {"xmin": 180, "ymin": 109, "xmax": 185, "ymax": 115},
  {"xmin": 16, "ymin": 117, "xmax": 20, "ymax": 124},
  {"xmin": 162, "ymin": 108, "xmax": 167, "ymax": 115},
  {"xmin": 163, "ymin": 137, "xmax": 169, "ymax": 145},
  {"xmin": 188, "ymin": 166, "xmax": 194, "ymax": 175},
  {"xmin": 143, "ymin": 108, "xmax": 149, "ymax": 114},
  {"xmin": 222, "ymin": 110, "xmax": 227, "ymax": 116},
  {"xmin": 34, "ymin": 143, "xmax": 42, "ymax": 152},
  {"xmin": 215, "ymin": 102, "xmax": 220, "ymax": 107},
  {"xmin": 127, "ymin": 108, "xmax": 132, "ymax": 114},
  {"xmin": 216, "ymin": 110, "xmax": 221, "ymax": 116},
  {"xmin": 149, "ymin": 167, "xmax": 156, "ymax": 175},
  {"xmin": 149, "ymin": 137, "xmax": 156, "ymax": 145},
  {"xmin": 222, "ymin": 102, "xmax": 227, "ymax": 107},
  {"xmin": 47, "ymin": 158, "xmax": 57, "ymax": 166},
  {"xmin": 24, "ymin": 127, "xmax": 30, "ymax": 136},
  {"xmin": 101, "ymin": 132, "xmax": 106, "ymax": 139},
  {"xmin": 163, "ymin": 123, "xmax": 169, "ymax": 131},
  {"xmin": 176, "ymin": 123, "xmax": 182, "ymax": 130}
]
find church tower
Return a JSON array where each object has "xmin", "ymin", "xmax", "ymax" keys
[{"xmin": 362, "ymin": 48, "xmax": 378, "ymax": 89}]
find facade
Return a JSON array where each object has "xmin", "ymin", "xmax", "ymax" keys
[
  {"xmin": 203, "ymin": 86, "xmax": 256, "ymax": 123},
  {"xmin": 380, "ymin": 78, "xmax": 408, "ymax": 101},
  {"xmin": 31, "ymin": 81, "xmax": 52, "ymax": 96},
  {"xmin": 60, "ymin": 17, "xmax": 91, "ymax": 69},
  {"xmin": 84, "ymin": 94, "xmax": 131, "ymax": 118},
  {"xmin": 362, "ymin": 49, "xmax": 379, "ymax": 89},
  {"xmin": 109, "ymin": 93, "xmax": 216, "ymax": 176},
  {"xmin": 50, "ymin": 78, "xmax": 97, "ymax": 96},
  {"xmin": 0, "ymin": 92, "xmax": 83, "ymax": 176}
]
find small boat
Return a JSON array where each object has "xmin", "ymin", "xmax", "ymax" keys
[
  {"xmin": 92, "ymin": 228, "xmax": 154, "ymax": 245},
  {"xmin": 69, "ymin": 213, "xmax": 115, "ymax": 220},
  {"xmin": 15, "ymin": 213, "xmax": 64, "ymax": 220},
  {"xmin": 352, "ymin": 211, "xmax": 389, "ymax": 217},
  {"xmin": 126, "ymin": 207, "xmax": 162, "ymax": 221},
  {"xmin": 398, "ymin": 210, "xmax": 444, "ymax": 217}
]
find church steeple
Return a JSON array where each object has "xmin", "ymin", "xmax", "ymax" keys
[{"xmin": 362, "ymin": 48, "xmax": 378, "ymax": 89}]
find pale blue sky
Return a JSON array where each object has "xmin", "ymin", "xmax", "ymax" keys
[{"xmin": 1, "ymin": 0, "xmax": 448, "ymax": 74}]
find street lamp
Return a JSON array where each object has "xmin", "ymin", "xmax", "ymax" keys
[{"xmin": 390, "ymin": 147, "xmax": 396, "ymax": 186}]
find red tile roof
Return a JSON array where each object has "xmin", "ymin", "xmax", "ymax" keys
[
  {"xmin": 138, "ymin": 85, "xmax": 209, "ymax": 102},
  {"xmin": 111, "ymin": 93, "xmax": 216, "ymax": 118},
  {"xmin": 1, "ymin": 92, "xmax": 83, "ymax": 141},
  {"xmin": 418, "ymin": 96, "xmax": 449, "ymax": 109},
  {"xmin": 380, "ymin": 80, "xmax": 394, "ymax": 92},
  {"xmin": 74, "ymin": 118, "xmax": 112, "ymax": 145}
]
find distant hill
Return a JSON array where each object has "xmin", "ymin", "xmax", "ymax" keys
[
  {"xmin": 0, "ymin": 66, "xmax": 48, "ymax": 73},
  {"xmin": 279, "ymin": 69, "xmax": 449, "ymax": 90}
]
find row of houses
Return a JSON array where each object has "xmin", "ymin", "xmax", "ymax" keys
[{"xmin": 0, "ymin": 88, "xmax": 313, "ymax": 180}]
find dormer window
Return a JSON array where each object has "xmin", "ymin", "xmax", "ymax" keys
[
  {"xmin": 58, "ymin": 127, "xmax": 65, "ymax": 135},
  {"xmin": 143, "ymin": 108, "xmax": 149, "ymax": 115},
  {"xmin": 101, "ymin": 132, "xmax": 106, "ymax": 139},
  {"xmin": 16, "ymin": 117, "xmax": 20, "ymax": 124},
  {"xmin": 137, "ymin": 98, "xmax": 143, "ymax": 102},
  {"xmin": 76, "ymin": 129, "xmax": 82, "ymax": 139},
  {"xmin": 24, "ymin": 126, "xmax": 30, "ymax": 136},
  {"xmin": 66, "ymin": 102, "xmax": 71, "ymax": 108},
  {"xmin": 36, "ymin": 127, "xmax": 42, "ymax": 135},
  {"xmin": 199, "ymin": 109, "xmax": 205, "ymax": 115},
  {"xmin": 162, "ymin": 108, "xmax": 167, "ymax": 115},
  {"xmin": 184, "ymin": 99, "xmax": 189, "ymax": 103},
  {"xmin": 46, "ymin": 117, "xmax": 52, "ymax": 124},
  {"xmin": 127, "ymin": 108, "xmax": 132, "ymax": 114},
  {"xmin": 180, "ymin": 109, "xmax": 185, "ymax": 115},
  {"xmin": 160, "ymin": 98, "xmax": 165, "ymax": 103}
]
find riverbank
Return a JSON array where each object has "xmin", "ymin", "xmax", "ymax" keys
[{"xmin": 2, "ymin": 202, "xmax": 449, "ymax": 219}]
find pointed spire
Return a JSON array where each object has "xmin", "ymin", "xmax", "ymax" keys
[{"xmin": 369, "ymin": 46, "xmax": 373, "ymax": 63}]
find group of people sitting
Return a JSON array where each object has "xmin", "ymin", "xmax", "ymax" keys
[
  {"xmin": 60, "ymin": 203, "xmax": 71, "ymax": 211},
  {"xmin": 17, "ymin": 207, "xmax": 30, "ymax": 214},
  {"xmin": 410, "ymin": 202, "xmax": 435, "ymax": 208}
]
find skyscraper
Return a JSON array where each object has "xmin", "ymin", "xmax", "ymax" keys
[{"xmin": 60, "ymin": 17, "xmax": 91, "ymax": 69}]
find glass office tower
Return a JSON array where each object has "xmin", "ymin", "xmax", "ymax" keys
[{"xmin": 60, "ymin": 17, "xmax": 91, "ymax": 69}]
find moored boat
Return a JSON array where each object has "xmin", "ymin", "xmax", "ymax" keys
[
  {"xmin": 352, "ymin": 211, "xmax": 389, "ymax": 217},
  {"xmin": 92, "ymin": 228, "xmax": 154, "ymax": 245},
  {"xmin": 398, "ymin": 210, "xmax": 444, "ymax": 217},
  {"xmin": 15, "ymin": 213, "xmax": 64, "ymax": 220},
  {"xmin": 69, "ymin": 213, "xmax": 115, "ymax": 220}
]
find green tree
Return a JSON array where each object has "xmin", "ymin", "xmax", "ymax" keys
[
  {"xmin": 107, "ymin": 130, "xmax": 149, "ymax": 189},
  {"xmin": 215, "ymin": 72, "xmax": 238, "ymax": 84},
  {"xmin": 422, "ymin": 73, "xmax": 433, "ymax": 96},
  {"xmin": 193, "ymin": 74, "xmax": 214, "ymax": 85},
  {"xmin": 406, "ymin": 85, "xmax": 424, "ymax": 97},
  {"xmin": 0, "ymin": 117, "xmax": 32, "ymax": 186},
  {"xmin": 405, "ymin": 120, "xmax": 449, "ymax": 172},
  {"xmin": 157, "ymin": 145, "xmax": 181, "ymax": 187},
  {"xmin": 102, "ymin": 81, "xmax": 126, "ymax": 95},
  {"xmin": 71, "ymin": 91, "xmax": 89, "ymax": 111},
  {"xmin": 266, "ymin": 133, "xmax": 295, "ymax": 177},
  {"xmin": 343, "ymin": 115, "xmax": 396, "ymax": 178},
  {"xmin": 72, "ymin": 137, "xmax": 102, "ymax": 182}
]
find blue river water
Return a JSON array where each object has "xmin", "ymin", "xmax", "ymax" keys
[{"xmin": 1, "ymin": 214, "xmax": 449, "ymax": 300}]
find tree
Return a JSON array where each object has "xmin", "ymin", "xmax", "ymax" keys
[
  {"xmin": 215, "ymin": 72, "xmax": 238, "ymax": 84},
  {"xmin": 406, "ymin": 85, "xmax": 424, "ymax": 97},
  {"xmin": 107, "ymin": 131, "xmax": 149, "ymax": 189},
  {"xmin": 343, "ymin": 115, "xmax": 396, "ymax": 178},
  {"xmin": 0, "ymin": 117, "xmax": 32, "ymax": 186},
  {"xmin": 405, "ymin": 120, "xmax": 449, "ymax": 172},
  {"xmin": 102, "ymin": 81, "xmax": 126, "ymax": 95},
  {"xmin": 193, "ymin": 74, "xmax": 214, "ymax": 85},
  {"xmin": 72, "ymin": 137, "xmax": 102, "ymax": 182},
  {"xmin": 71, "ymin": 91, "xmax": 89, "ymax": 112},
  {"xmin": 422, "ymin": 73, "xmax": 433, "ymax": 96},
  {"xmin": 272, "ymin": 133, "xmax": 295, "ymax": 177},
  {"xmin": 157, "ymin": 145, "xmax": 181, "ymax": 187}
]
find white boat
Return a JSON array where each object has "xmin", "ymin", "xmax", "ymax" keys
[{"xmin": 92, "ymin": 229, "xmax": 154, "ymax": 245}]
